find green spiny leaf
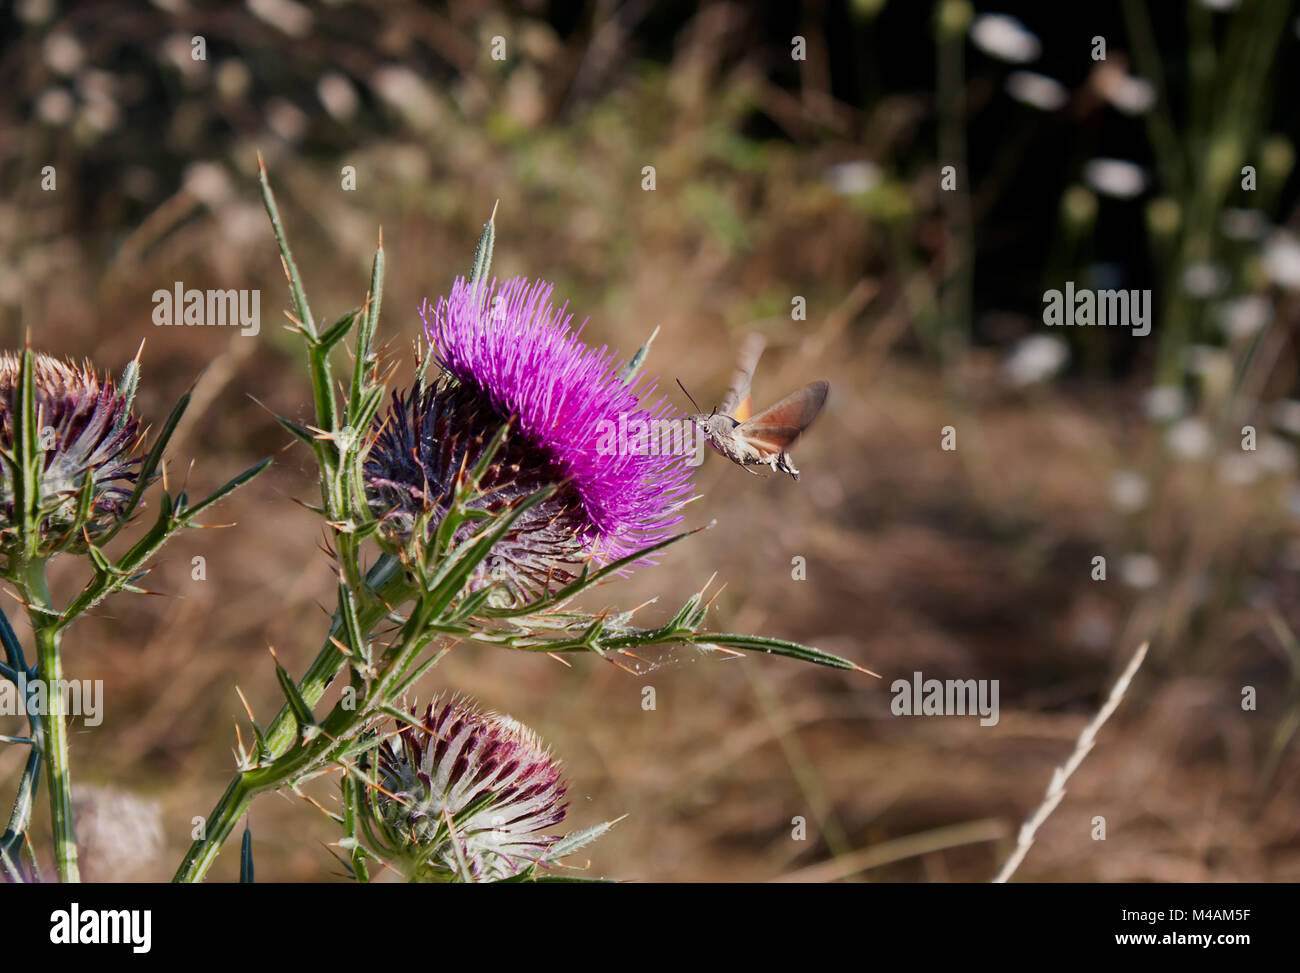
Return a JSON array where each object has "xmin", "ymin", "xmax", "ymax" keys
[
  {"xmin": 350, "ymin": 236, "xmax": 385, "ymax": 418},
  {"xmin": 319, "ymin": 307, "xmax": 362, "ymax": 351},
  {"xmin": 543, "ymin": 818, "xmax": 621, "ymax": 862},
  {"xmin": 13, "ymin": 346, "xmax": 42, "ymax": 553},
  {"xmin": 618, "ymin": 326, "xmax": 659, "ymax": 386},
  {"xmin": 468, "ymin": 201, "xmax": 497, "ymax": 290},
  {"xmin": 337, "ymin": 585, "xmax": 369, "ymax": 671},
  {"xmin": 102, "ymin": 389, "xmax": 191, "ymax": 543},
  {"xmin": 0, "ymin": 604, "xmax": 29, "ymax": 673},
  {"xmin": 115, "ymin": 343, "xmax": 143, "ymax": 430},
  {"xmin": 257, "ymin": 155, "xmax": 316, "ymax": 337},
  {"xmin": 680, "ymin": 632, "xmax": 866, "ymax": 672},
  {"xmin": 183, "ymin": 457, "xmax": 272, "ymax": 522},
  {"xmin": 271, "ymin": 650, "xmax": 317, "ymax": 732},
  {"xmin": 239, "ymin": 824, "xmax": 254, "ymax": 883},
  {"xmin": 274, "ymin": 413, "xmax": 317, "ymax": 448}
]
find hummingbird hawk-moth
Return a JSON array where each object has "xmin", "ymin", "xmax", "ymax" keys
[{"xmin": 681, "ymin": 333, "xmax": 829, "ymax": 481}]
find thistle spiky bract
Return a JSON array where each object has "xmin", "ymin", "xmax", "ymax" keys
[
  {"xmin": 360, "ymin": 697, "xmax": 572, "ymax": 882},
  {"xmin": 0, "ymin": 351, "xmax": 145, "ymax": 560},
  {"xmin": 365, "ymin": 379, "xmax": 594, "ymax": 602}
]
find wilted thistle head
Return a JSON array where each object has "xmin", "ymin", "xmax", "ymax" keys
[
  {"xmin": 371, "ymin": 696, "xmax": 569, "ymax": 882},
  {"xmin": 365, "ymin": 277, "xmax": 693, "ymax": 599},
  {"xmin": 0, "ymin": 352, "xmax": 143, "ymax": 556}
]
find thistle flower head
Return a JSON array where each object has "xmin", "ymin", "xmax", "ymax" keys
[
  {"xmin": 0, "ymin": 352, "xmax": 143, "ymax": 554},
  {"xmin": 372, "ymin": 696, "xmax": 569, "ymax": 882},
  {"xmin": 364, "ymin": 277, "xmax": 693, "ymax": 597}
]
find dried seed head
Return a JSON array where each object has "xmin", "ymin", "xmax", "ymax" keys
[{"xmin": 372, "ymin": 696, "xmax": 568, "ymax": 882}]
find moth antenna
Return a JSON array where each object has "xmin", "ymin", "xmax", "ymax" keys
[{"xmin": 676, "ymin": 378, "xmax": 705, "ymax": 415}]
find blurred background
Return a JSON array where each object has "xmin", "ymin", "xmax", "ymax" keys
[{"xmin": 3, "ymin": 0, "xmax": 1300, "ymax": 881}]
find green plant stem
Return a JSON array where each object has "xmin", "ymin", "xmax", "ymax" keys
[
  {"xmin": 26, "ymin": 559, "xmax": 79, "ymax": 882},
  {"xmin": 261, "ymin": 554, "xmax": 404, "ymax": 756},
  {"xmin": 173, "ymin": 554, "xmax": 409, "ymax": 882},
  {"xmin": 173, "ymin": 776, "xmax": 252, "ymax": 884}
]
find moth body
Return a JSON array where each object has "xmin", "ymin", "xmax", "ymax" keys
[
  {"xmin": 688, "ymin": 412, "xmax": 803, "ymax": 480},
  {"xmin": 680, "ymin": 334, "xmax": 824, "ymax": 482}
]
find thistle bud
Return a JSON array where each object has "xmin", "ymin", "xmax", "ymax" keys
[
  {"xmin": 0, "ymin": 352, "xmax": 143, "ymax": 558},
  {"xmin": 366, "ymin": 697, "xmax": 570, "ymax": 882}
]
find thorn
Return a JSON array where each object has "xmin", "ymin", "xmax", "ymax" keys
[
  {"xmin": 545, "ymin": 652, "xmax": 572, "ymax": 668},
  {"xmin": 605, "ymin": 654, "xmax": 640, "ymax": 676},
  {"xmin": 489, "ymin": 198, "xmax": 499, "ymax": 223},
  {"xmin": 297, "ymin": 790, "xmax": 340, "ymax": 821},
  {"xmin": 234, "ymin": 685, "xmax": 258, "ymax": 725},
  {"xmin": 852, "ymin": 662, "xmax": 883, "ymax": 679},
  {"xmin": 319, "ymin": 841, "xmax": 354, "ymax": 875}
]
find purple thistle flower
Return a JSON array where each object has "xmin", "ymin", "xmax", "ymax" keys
[
  {"xmin": 365, "ymin": 277, "xmax": 693, "ymax": 596},
  {"xmin": 0, "ymin": 352, "xmax": 143, "ymax": 553},
  {"xmin": 374, "ymin": 696, "xmax": 569, "ymax": 882}
]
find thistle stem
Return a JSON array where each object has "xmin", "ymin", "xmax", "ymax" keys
[
  {"xmin": 259, "ymin": 554, "xmax": 404, "ymax": 756},
  {"xmin": 173, "ymin": 777, "xmax": 252, "ymax": 884},
  {"xmin": 173, "ymin": 554, "xmax": 409, "ymax": 882},
  {"xmin": 26, "ymin": 559, "xmax": 79, "ymax": 882}
]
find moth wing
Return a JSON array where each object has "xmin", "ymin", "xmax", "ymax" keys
[
  {"xmin": 736, "ymin": 381, "xmax": 828, "ymax": 452},
  {"xmin": 732, "ymin": 394, "xmax": 753, "ymax": 423},
  {"xmin": 718, "ymin": 333, "xmax": 766, "ymax": 418},
  {"xmin": 737, "ymin": 424, "xmax": 804, "ymax": 454}
]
